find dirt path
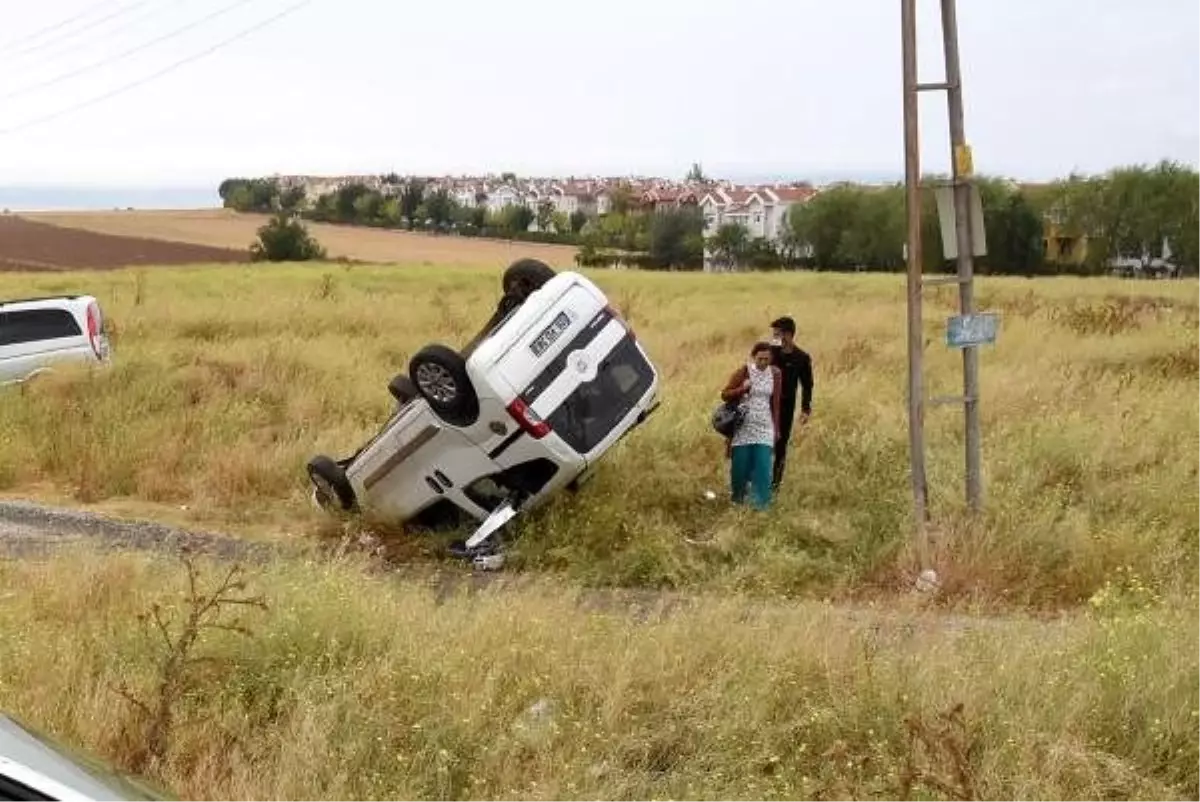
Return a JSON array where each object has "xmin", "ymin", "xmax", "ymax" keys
[
  {"xmin": 0, "ymin": 499, "xmax": 1075, "ymax": 635},
  {"xmin": 0, "ymin": 499, "xmax": 276, "ymax": 561}
]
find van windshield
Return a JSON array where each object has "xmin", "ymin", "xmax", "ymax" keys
[{"xmin": 545, "ymin": 336, "xmax": 654, "ymax": 454}]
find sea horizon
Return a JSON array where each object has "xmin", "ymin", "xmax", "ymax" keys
[{"xmin": 0, "ymin": 184, "xmax": 223, "ymax": 213}]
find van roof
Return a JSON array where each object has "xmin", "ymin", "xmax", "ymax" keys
[{"xmin": 0, "ymin": 294, "xmax": 89, "ymax": 308}]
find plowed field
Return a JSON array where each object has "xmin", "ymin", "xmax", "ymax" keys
[
  {"xmin": 22, "ymin": 208, "xmax": 580, "ymax": 267},
  {"xmin": 0, "ymin": 215, "xmax": 247, "ymax": 271}
]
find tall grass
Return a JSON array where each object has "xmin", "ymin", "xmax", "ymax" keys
[
  {"xmin": 0, "ymin": 546, "xmax": 1195, "ymax": 801},
  {"xmin": 0, "ymin": 264, "xmax": 1196, "ymax": 606}
]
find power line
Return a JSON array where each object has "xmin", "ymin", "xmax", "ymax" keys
[
  {"xmin": 1, "ymin": 0, "xmax": 194, "ymax": 70},
  {"xmin": 1, "ymin": 0, "xmax": 266, "ymax": 101},
  {"xmin": 0, "ymin": 0, "xmax": 316, "ymax": 136},
  {"xmin": 5, "ymin": 0, "xmax": 155, "ymax": 59},
  {"xmin": 0, "ymin": 0, "xmax": 120, "ymax": 51}
]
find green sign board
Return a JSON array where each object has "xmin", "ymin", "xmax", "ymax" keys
[{"xmin": 946, "ymin": 313, "xmax": 999, "ymax": 348}]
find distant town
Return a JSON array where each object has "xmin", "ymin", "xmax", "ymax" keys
[
  {"xmin": 264, "ymin": 171, "xmax": 820, "ymax": 245},
  {"xmin": 217, "ymin": 161, "xmax": 1198, "ymax": 277}
]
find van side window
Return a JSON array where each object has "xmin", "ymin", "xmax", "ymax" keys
[{"xmin": 0, "ymin": 309, "xmax": 82, "ymax": 346}]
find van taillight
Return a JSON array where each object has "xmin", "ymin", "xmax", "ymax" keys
[
  {"xmin": 605, "ymin": 303, "xmax": 635, "ymax": 341},
  {"xmin": 506, "ymin": 397, "xmax": 551, "ymax": 439},
  {"xmin": 85, "ymin": 303, "xmax": 102, "ymax": 358}
]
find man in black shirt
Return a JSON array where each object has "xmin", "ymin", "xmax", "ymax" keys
[{"xmin": 768, "ymin": 315, "xmax": 813, "ymax": 491}]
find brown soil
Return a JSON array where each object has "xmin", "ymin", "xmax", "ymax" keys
[
  {"xmin": 23, "ymin": 209, "xmax": 580, "ymax": 268},
  {"xmin": 0, "ymin": 215, "xmax": 248, "ymax": 271}
]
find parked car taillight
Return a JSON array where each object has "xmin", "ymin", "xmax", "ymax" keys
[
  {"xmin": 85, "ymin": 302, "xmax": 103, "ymax": 358},
  {"xmin": 506, "ymin": 397, "xmax": 551, "ymax": 439}
]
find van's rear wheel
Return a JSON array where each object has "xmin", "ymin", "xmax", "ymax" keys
[
  {"xmin": 388, "ymin": 373, "xmax": 418, "ymax": 405},
  {"xmin": 502, "ymin": 258, "xmax": 555, "ymax": 300},
  {"xmin": 307, "ymin": 455, "xmax": 355, "ymax": 511},
  {"xmin": 409, "ymin": 344, "xmax": 479, "ymax": 427}
]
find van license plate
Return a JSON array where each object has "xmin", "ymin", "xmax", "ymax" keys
[{"xmin": 530, "ymin": 311, "xmax": 571, "ymax": 357}]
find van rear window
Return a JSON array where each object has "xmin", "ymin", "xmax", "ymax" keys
[
  {"xmin": 0, "ymin": 308, "xmax": 82, "ymax": 346},
  {"xmin": 545, "ymin": 336, "xmax": 654, "ymax": 454}
]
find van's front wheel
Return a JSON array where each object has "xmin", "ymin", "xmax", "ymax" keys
[
  {"xmin": 409, "ymin": 344, "xmax": 479, "ymax": 427},
  {"xmin": 307, "ymin": 455, "xmax": 356, "ymax": 511}
]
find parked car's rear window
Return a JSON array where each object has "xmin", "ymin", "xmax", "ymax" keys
[
  {"xmin": 546, "ymin": 336, "xmax": 654, "ymax": 454},
  {"xmin": 0, "ymin": 309, "xmax": 82, "ymax": 346}
]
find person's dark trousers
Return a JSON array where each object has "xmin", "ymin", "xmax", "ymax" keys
[{"xmin": 772, "ymin": 401, "xmax": 795, "ymax": 490}]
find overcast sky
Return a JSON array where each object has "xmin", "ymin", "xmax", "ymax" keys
[{"xmin": 0, "ymin": 0, "xmax": 1196, "ymax": 186}]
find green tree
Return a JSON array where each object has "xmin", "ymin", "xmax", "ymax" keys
[
  {"xmin": 1137, "ymin": 160, "xmax": 1198, "ymax": 272},
  {"xmin": 506, "ymin": 204, "xmax": 535, "ymax": 234},
  {"xmin": 399, "ymin": 180, "xmax": 426, "ymax": 222},
  {"xmin": 380, "ymin": 197, "xmax": 403, "ymax": 227},
  {"xmin": 334, "ymin": 183, "xmax": 371, "ymax": 222},
  {"xmin": 536, "ymin": 200, "xmax": 556, "ymax": 233},
  {"xmin": 982, "ymin": 188, "xmax": 1045, "ymax": 275},
  {"xmin": 309, "ymin": 192, "xmax": 338, "ymax": 222},
  {"xmin": 278, "ymin": 185, "xmax": 306, "ymax": 212},
  {"xmin": 1044, "ymin": 162, "xmax": 1199, "ymax": 275},
  {"xmin": 788, "ymin": 185, "xmax": 873, "ymax": 269},
  {"xmin": 833, "ymin": 185, "xmax": 905, "ymax": 270},
  {"xmin": 551, "ymin": 211, "xmax": 570, "ymax": 235},
  {"xmin": 648, "ymin": 206, "xmax": 705, "ymax": 269},
  {"xmin": 249, "ymin": 213, "xmax": 326, "ymax": 262},
  {"xmin": 569, "ymin": 209, "xmax": 588, "ymax": 234},
  {"xmin": 352, "ymin": 191, "xmax": 384, "ymax": 225},
  {"xmin": 424, "ymin": 188, "xmax": 456, "ymax": 227},
  {"xmin": 470, "ymin": 206, "xmax": 488, "ymax": 229},
  {"xmin": 219, "ymin": 177, "xmax": 279, "ymax": 213},
  {"xmin": 708, "ymin": 222, "xmax": 751, "ymax": 269}
]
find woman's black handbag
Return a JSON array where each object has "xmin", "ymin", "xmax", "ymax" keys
[{"xmin": 711, "ymin": 401, "xmax": 746, "ymax": 438}]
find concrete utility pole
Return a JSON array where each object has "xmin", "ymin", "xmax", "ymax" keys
[{"xmin": 900, "ymin": 0, "xmax": 986, "ymax": 525}]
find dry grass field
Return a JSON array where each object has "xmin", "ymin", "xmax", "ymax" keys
[
  {"xmin": 22, "ymin": 209, "xmax": 580, "ymax": 267},
  {"xmin": 0, "ymin": 262, "xmax": 1195, "ymax": 607},
  {"xmin": 0, "ymin": 546, "xmax": 1194, "ymax": 800},
  {"xmin": 0, "ymin": 257, "xmax": 1197, "ymax": 799}
]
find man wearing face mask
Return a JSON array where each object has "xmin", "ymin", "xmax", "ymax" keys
[{"xmin": 768, "ymin": 316, "xmax": 813, "ymax": 491}]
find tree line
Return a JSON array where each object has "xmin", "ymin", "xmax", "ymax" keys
[
  {"xmin": 219, "ymin": 176, "xmax": 710, "ymax": 269},
  {"xmin": 218, "ymin": 160, "xmax": 1198, "ymax": 275},
  {"xmin": 1041, "ymin": 160, "xmax": 1198, "ymax": 275}
]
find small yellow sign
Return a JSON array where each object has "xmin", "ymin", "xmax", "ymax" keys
[{"xmin": 955, "ymin": 144, "xmax": 974, "ymax": 177}]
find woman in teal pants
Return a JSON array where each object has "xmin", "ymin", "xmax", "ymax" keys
[{"xmin": 721, "ymin": 342, "xmax": 782, "ymax": 510}]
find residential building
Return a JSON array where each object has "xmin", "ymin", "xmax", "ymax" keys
[
  {"xmin": 700, "ymin": 184, "xmax": 814, "ymax": 241},
  {"xmin": 486, "ymin": 184, "xmax": 521, "ymax": 213}
]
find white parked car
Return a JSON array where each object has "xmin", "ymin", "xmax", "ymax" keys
[
  {"xmin": 0, "ymin": 712, "xmax": 170, "ymax": 800},
  {"xmin": 0, "ymin": 294, "xmax": 111, "ymax": 386},
  {"xmin": 306, "ymin": 259, "xmax": 661, "ymax": 556}
]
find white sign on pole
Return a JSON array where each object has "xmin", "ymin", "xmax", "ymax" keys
[{"xmin": 934, "ymin": 185, "xmax": 988, "ymax": 260}]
